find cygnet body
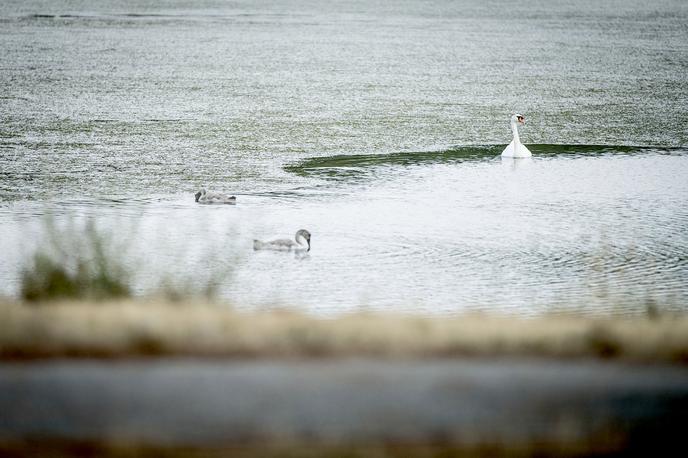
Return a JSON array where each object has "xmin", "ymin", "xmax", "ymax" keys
[
  {"xmin": 253, "ymin": 229, "xmax": 311, "ymax": 252},
  {"xmin": 194, "ymin": 188, "xmax": 236, "ymax": 204}
]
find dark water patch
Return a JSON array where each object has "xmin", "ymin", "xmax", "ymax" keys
[
  {"xmin": 16, "ymin": 12, "xmax": 278, "ymax": 24},
  {"xmin": 285, "ymin": 145, "xmax": 501, "ymax": 179},
  {"xmin": 117, "ymin": 13, "xmax": 176, "ymax": 18},
  {"xmin": 20, "ymin": 14, "xmax": 101, "ymax": 20},
  {"xmin": 12, "ymin": 12, "xmax": 198, "ymax": 28},
  {"xmin": 286, "ymin": 145, "xmax": 681, "ymax": 180},
  {"xmin": 141, "ymin": 119, "xmax": 187, "ymax": 123}
]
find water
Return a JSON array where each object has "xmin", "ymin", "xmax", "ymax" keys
[{"xmin": 1, "ymin": 1, "xmax": 687, "ymax": 314}]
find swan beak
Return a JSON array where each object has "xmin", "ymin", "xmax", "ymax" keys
[{"xmin": 517, "ymin": 116, "xmax": 525, "ymax": 125}]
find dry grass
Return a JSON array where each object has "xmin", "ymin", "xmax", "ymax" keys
[{"xmin": 1, "ymin": 299, "xmax": 687, "ymax": 362}]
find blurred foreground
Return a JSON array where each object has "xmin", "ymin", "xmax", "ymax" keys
[
  {"xmin": 2, "ymin": 299, "xmax": 688, "ymax": 361},
  {"xmin": 1, "ymin": 356, "xmax": 687, "ymax": 457},
  {"xmin": 1, "ymin": 300, "xmax": 688, "ymax": 456}
]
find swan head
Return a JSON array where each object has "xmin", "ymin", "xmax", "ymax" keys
[
  {"xmin": 296, "ymin": 229, "xmax": 311, "ymax": 251},
  {"xmin": 511, "ymin": 114, "xmax": 526, "ymax": 125}
]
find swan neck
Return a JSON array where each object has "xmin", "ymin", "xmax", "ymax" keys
[{"xmin": 510, "ymin": 121, "xmax": 521, "ymax": 145}]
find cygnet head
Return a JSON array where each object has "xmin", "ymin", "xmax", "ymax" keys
[
  {"xmin": 194, "ymin": 188, "xmax": 207, "ymax": 202},
  {"xmin": 511, "ymin": 113, "xmax": 526, "ymax": 125},
  {"xmin": 296, "ymin": 229, "xmax": 311, "ymax": 251}
]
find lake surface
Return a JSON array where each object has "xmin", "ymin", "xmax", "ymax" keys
[{"xmin": 1, "ymin": 0, "xmax": 687, "ymax": 314}]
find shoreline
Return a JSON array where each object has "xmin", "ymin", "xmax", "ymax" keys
[{"xmin": 2, "ymin": 299, "xmax": 687, "ymax": 363}]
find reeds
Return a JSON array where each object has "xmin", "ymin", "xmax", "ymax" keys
[
  {"xmin": 18, "ymin": 216, "xmax": 235, "ymax": 302},
  {"xmin": 20, "ymin": 220, "xmax": 131, "ymax": 302}
]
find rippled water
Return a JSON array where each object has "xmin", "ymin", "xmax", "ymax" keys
[{"xmin": 1, "ymin": 1, "xmax": 687, "ymax": 314}]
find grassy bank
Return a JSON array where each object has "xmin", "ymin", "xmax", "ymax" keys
[{"xmin": 1, "ymin": 299, "xmax": 687, "ymax": 362}]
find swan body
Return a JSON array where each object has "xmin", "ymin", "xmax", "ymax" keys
[
  {"xmin": 254, "ymin": 229, "xmax": 311, "ymax": 252},
  {"xmin": 501, "ymin": 114, "xmax": 532, "ymax": 158},
  {"xmin": 195, "ymin": 188, "xmax": 236, "ymax": 204}
]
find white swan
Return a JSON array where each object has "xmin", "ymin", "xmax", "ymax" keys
[
  {"xmin": 501, "ymin": 114, "xmax": 532, "ymax": 158},
  {"xmin": 195, "ymin": 188, "xmax": 236, "ymax": 204},
  {"xmin": 253, "ymin": 229, "xmax": 311, "ymax": 252}
]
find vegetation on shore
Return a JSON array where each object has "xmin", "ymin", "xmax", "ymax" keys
[
  {"xmin": 1, "ymin": 298, "xmax": 687, "ymax": 362},
  {"xmin": 19, "ymin": 219, "xmax": 131, "ymax": 302},
  {"xmin": 18, "ymin": 217, "xmax": 233, "ymax": 302}
]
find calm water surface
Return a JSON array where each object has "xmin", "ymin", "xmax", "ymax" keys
[{"xmin": 1, "ymin": 1, "xmax": 687, "ymax": 314}]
